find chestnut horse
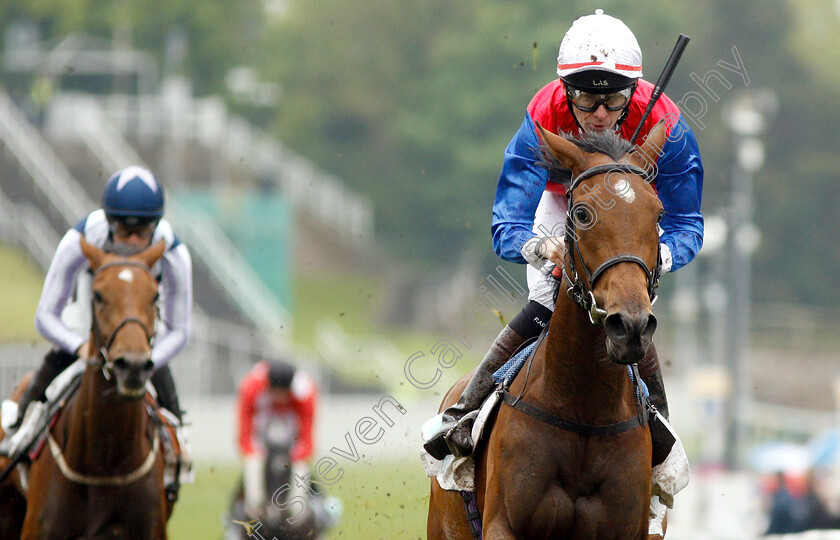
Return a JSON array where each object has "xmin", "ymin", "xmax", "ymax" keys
[
  {"xmin": 5, "ymin": 238, "xmax": 171, "ymax": 539},
  {"xmin": 428, "ymin": 122, "xmax": 670, "ymax": 539}
]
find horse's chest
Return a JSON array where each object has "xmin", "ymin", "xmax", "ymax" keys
[
  {"xmin": 495, "ymin": 439, "xmax": 650, "ymax": 537},
  {"xmin": 37, "ymin": 482, "xmax": 164, "ymax": 539}
]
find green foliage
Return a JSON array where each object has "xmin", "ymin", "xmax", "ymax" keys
[
  {"xmin": 0, "ymin": 0, "xmax": 264, "ymax": 94},
  {"xmin": 3, "ymin": 0, "xmax": 840, "ymax": 306}
]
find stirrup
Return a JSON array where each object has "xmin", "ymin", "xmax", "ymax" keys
[
  {"xmin": 444, "ymin": 413, "xmax": 478, "ymax": 458},
  {"xmin": 422, "ymin": 412, "xmax": 461, "ymax": 460}
]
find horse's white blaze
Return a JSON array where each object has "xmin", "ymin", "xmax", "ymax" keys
[
  {"xmin": 118, "ymin": 269, "xmax": 134, "ymax": 283},
  {"xmin": 612, "ymin": 177, "xmax": 636, "ymax": 203}
]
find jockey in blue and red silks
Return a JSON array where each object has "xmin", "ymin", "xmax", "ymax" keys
[{"xmin": 424, "ymin": 9, "xmax": 704, "ymax": 460}]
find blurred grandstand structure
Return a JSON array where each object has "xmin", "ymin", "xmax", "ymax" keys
[{"xmin": 0, "ymin": 32, "xmax": 373, "ymax": 396}]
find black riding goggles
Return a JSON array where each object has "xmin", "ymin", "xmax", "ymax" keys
[
  {"xmin": 109, "ymin": 220, "xmax": 158, "ymax": 240},
  {"xmin": 566, "ymin": 86, "xmax": 634, "ymax": 112}
]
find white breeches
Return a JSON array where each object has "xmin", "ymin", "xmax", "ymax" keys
[{"xmin": 526, "ymin": 190, "xmax": 569, "ymax": 310}]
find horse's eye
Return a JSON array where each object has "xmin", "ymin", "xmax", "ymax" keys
[
  {"xmin": 153, "ymin": 292, "xmax": 160, "ymax": 303},
  {"xmin": 93, "ymin": 290, "xmax": 104, "ymax": 304},
  {"xmin": 573, "ymin": 205, "xmax": 591, "ymax": 225},
  {"xmin": 657, "ymin": 210, "xmax": 665, "ymax": 224}
]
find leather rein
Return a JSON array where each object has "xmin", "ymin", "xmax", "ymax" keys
[{"xmin": 501, "ymin": 328, "xmax": 650, "ymax": 437}]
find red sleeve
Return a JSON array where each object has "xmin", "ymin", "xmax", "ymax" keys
[
  {"xmin": 290, "ymin": 381, "xmax": 317, "ymax": 462},
  {"xmin": 237, "ymin": 366, "xmax": 267, "ymax": 456},
  {"xmin": 527, "ymin": 79, "xmax": 580, "ymax": 138}
]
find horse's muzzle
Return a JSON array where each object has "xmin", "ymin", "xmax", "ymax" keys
[
  {"xmin": 112, "ymin": 355, "xmax": 155, "ymax": 398},
  {"xmin": 604, "ymin": 310, "xmax": 657, "ymax": 364}
]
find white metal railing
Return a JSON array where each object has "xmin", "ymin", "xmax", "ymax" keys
[
  {"xmin": 0, "ymin": 91, "xmax": 90, "ymax": 224},
  {"xmin": 0, "ymin": 186, "xmax": 59, "ymax": 269},
  {"xmin": 58, "ymin": 94, "xmax": 292, "ymax": 345},
  {"xmin": 740, "ymin": 401, "xmax": 836, "ymax": 446}
]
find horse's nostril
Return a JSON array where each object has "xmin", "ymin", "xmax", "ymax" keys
[
  {"xmin": 644, "ymin": 313, "xmax": 657, "ymax": 339},
  {"xmin": 113, "ymin": 357, "xmax": 128, "ymax": 370},
  {"xmin": 143, "ymin": 359, "xmax": 154, "ymax": 372},
  {"xmin": 604, "ymin": 313, "xmax": 628, "ymax": 343}
]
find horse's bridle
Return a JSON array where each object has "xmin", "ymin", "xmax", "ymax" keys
[
  {"xmin": 562, "ymin": 162, "xmax": 662, "ymax": 325},
  {"xmin": 89, "ymin": 260, "xmax": 157, "ymax": 372}
]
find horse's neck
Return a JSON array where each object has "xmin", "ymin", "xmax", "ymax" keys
[
  {"xmin": 532, "ymin": 294, "xmax": 635, "ymax": 421},
  {"xmin": 63, "ymin": 366, "xmax": 149, "ymax": 467}
]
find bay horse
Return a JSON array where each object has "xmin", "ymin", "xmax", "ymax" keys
[
  {"xmin": 11, "ymin": 238, "xmax": 170, "ymax": 539},
  {"xmin": 428, "ymin": 121, "xmax": 670, "ymax": 539}
]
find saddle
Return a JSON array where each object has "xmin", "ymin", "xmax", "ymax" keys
[
  {"xmin": 143, "ymin": 390, "xmax": 194, "ymax": 498},
  {"xmin": 422, "ymin": 340, "xmax": 689, "ymax": 505}
]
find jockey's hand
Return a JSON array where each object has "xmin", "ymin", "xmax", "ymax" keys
[
  {"xmin": 538, "ymin": 236, "xmax": 567, "ymax": 267},
  {"xmin": 75, "ymin": 341, "xmax": 91, "ymax": 359},
  {"xmin": 522, "ymin": 235, "xmax": 567, "ymax": 272}
]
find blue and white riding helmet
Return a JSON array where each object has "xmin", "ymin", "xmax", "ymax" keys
[{"xmin": 102, "ymin": 166, "xmax": 165, "ymax": 227}]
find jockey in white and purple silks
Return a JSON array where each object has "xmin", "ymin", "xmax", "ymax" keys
[{"xmin": 13, "ymin": 167, "xmax": 192, "ymax": 432}]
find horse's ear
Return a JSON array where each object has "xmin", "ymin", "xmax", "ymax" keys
[
  {"xmin": 137, "ymin": 240, "xmax": 167, "ymax": 268},
  {"xmin": 536, "ymin": 122, "xmax": 587, "ymax": 174},
  {"xmin": 80, "ymin": 236, "xmax": 106, "ymax": 272},
  {"xmin": 629, "ymin": 120, "xmax": 668, "ymax": 174}
]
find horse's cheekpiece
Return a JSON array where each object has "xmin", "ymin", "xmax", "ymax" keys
[{"xmin": 563, "ymin": 162, "xmax": 662, "ymax": 325}]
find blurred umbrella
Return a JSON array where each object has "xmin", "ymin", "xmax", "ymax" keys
[
  {"xmin": 808, "ymin": 428, "xmax": 840, "ymax": 468},
  {"xmin": 748, "ymin": 441, "xmax": 811, "ymax": 474}
]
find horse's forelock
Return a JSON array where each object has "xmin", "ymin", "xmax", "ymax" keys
[
  {"xmin": 563, "ymin": 131, "xmax": 633, "ymax": 162},
  {"xmin": 538, "ymin": 131, "xmax": 633, "ymax": 181},
  {"xmin": 103, "ymin": 240, "xmax": 145, "ymax": 257}
]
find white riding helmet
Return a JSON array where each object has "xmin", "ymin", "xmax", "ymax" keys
[{"xmin": 557, "ymin": 9, "xmax": 643, "ymax": 91}]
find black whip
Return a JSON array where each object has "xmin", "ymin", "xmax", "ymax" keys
[{"xmin": 629, "ymin": 34, "xmax": 690, "ymax": 146}]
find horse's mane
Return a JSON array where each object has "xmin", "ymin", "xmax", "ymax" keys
[
  {"xmin": 539, "ymin": 130, "xmax": 634, "ymax": 181},
  {"xmin": 567, "ymin": 130, "xmax": 633, "ymax": 161}
]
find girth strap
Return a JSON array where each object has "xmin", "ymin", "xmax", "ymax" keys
[
  {"xmin": 502, "ymin": 391, "xmax": 649, "ymax": 436},
  {"xmin": 459, "ymin": 490, "xmax": 483, "ymax": 540}
]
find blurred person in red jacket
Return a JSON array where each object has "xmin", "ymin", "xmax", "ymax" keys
[{"xmin": 237, "ymin": 358, "xmax": 317, "ymax": 518}]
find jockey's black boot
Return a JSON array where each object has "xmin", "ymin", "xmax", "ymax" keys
[
  {"xmin": 423, "ymin": 326, "xmax": 526, "ymax": 460},
  {"xmin": 151, "ymin": 365, "xmax": 185, "ymax": 503},
  {"xmin": 151, "ymin": 365, "xmax": 182, "ymax": 422},
  {"xmin": 423, "ymin": 300, "xmax": 553, "ymax": 459},
  {"xmin": 11, "ymin": 350, "xmax": 71, "ymax": 429}
]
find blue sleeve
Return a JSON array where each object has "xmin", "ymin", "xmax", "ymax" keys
[
  {"xmin": 655, "ymin": 117, "xmax": 704, "ymax": 271},
  {"xmin": 491, "ymin": 113, "xmax": 550, "ymax": 263}
]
